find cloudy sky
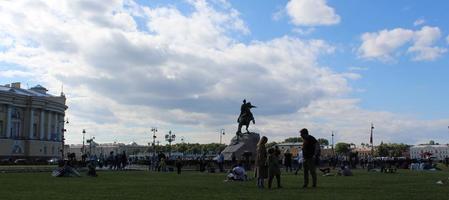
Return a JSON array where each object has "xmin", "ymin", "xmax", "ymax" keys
[{"xmin": 1, "ymin": 0, "xmax": 449, "ymax": 145}]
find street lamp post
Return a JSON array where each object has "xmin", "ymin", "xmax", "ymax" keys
[
  {"xmin": 151, "ymin": 127, "xmax": 157, "ymax": 157},
  {"xmin": 82, "ymin": 129, "xmax": 86, "ymax": 155},
  {"xmin": 370, "ymin": 123, "xmax": 375, "ymax": 156},
  {"xmin": 165, "ymin": 130, "xmax": 176, "ymax": 158},
  {"xmin": 59, "ymin": 118, "xmax": 69, "ymax": 160},
  {"xmin": 331, "ymin": 131, "xmax": 335, "ymax": 156},
  {"xmin": 219, "ymin": 129, "xmax": 225, "ymax": 144}
]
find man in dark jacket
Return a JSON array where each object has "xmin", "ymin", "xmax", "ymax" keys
[{"xmin": 300, "ymin": 128, "xmax": 319, "ymax": 188}]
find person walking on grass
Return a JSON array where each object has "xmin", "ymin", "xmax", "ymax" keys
[
  {"xmin": 267, "ymin": 148, "xmax": 282, "ymax": 189},
  {"xmin": 255, "ymin": 136, "xmax": 268, "ymax": 189},
  {"xmin": 300, "ymin": 128, "xmax": 320, "ymax": 188},
  {"xmin": 175, "ymin": 156, "xmax": 183, "ymax": 174},
  {"xmin": 284, "ymin": 149, "xmax": 293, "ymax": 173}
]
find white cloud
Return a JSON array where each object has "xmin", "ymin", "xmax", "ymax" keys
[
  {"xmin": 408, "ymin": 26, "xmax": 447, "ymax": 61},
  {"xmin": 358, "ymin": 26, "xmax": 447, "ymax": 62},
  {"xmin": 272, "ymin": 7, "xmax": 284, "ymax": 21},
  {"xmin": 358, "ymin": 28, "xmax": 414, "ymax": 61},
  {"xmin": 0, "ymin": 0, "xmax": 347, "ymax": 144},
  {"xmin": 413, "ymin": 19, "xmax": 425, "ymax": 26},
  {"xmin": 0, "ymin": 0, "xmax": 446, "ymax": 145},
  {"xmin": 446, "ymin": 35, "xmax": 449, "ymax": 44},
  {"xmin": 0, "ymin": 70, "xmax": 33, "ymax": 78},
  {"xmin": 286, "ymin": 0, "xmax": 340, "ymax": 26},
  {"xmin": 292, "ymin": 27, "xmax": 315, "ymax": 36}
]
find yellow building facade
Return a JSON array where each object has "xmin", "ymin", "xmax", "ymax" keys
[{"xmin": 0, "ymin": 82, "xmax": 67, "ymax": 160}]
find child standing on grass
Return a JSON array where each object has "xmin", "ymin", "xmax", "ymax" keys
[
  {"xmin": 267, "ymin": 148, "xmax": 282, "ymax": 189},
  {"xmin": 175, "ymin": 156, "xmax": 183, "ymax": 174},
  {"xmin": 160, "ymin": 157, "xmax": 167, "ymax": 172}
]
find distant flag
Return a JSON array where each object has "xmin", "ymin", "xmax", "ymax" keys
[{"xmin": 370, "ymin": 123, "xmax": 374, "ymax": 144}]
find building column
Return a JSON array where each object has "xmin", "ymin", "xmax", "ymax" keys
[
  {"xmin": 54, "ymin": 113, "xmax": 58, "ymax": 141},
  {"xmin": 40, "ymin": 110, "xmax": 45, "ymax": 140},
  {"xmin": 29, "ymin": 109, "xmax": 34, "ymax": 139},
  {"xmin": 6, "ymin": 105, "xmax": 11, "ymax": 138},
  {"xmin": 47, "ymin": 111, "xmax": 52, "ymax": 140}
]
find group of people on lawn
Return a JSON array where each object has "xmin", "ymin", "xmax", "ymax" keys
[{"xmin": 254, "ymin": 128, "xmax": 320, "ymax": 189}]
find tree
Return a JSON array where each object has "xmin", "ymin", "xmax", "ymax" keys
[
  {"xmin": 317, "ymin": 138, "xmax": 329, "ymax": 147},
  {"xmin": 429, "ymin": 140, "xmax": 436, "ymax": 145},
  {"xmin": 335, "ymin": 142, "xmax": 351, "ymax": 155},
  {"xmin": 283, "ymin": 137, "xmax": 303, "ymax": 143},
  {"xmin": 376, "ymin": 143, "xmax": 410, "ymax": 157}
]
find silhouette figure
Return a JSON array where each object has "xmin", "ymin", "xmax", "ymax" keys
[{"xmin": 236, "ymin": 99, "xmax": 256, "ymax": 137}]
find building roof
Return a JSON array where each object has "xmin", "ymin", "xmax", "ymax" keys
[
  {"xmin": 0, "ymin": 85, "xmax": 55, "ymax": 97},
  {"xmin": 411, "ymin": 144, "xmax": 449, "ymax": 148}
]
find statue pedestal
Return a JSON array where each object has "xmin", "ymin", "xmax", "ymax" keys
[{"xmin": 222, "ymin": 132, "xmax": 260, "ymax": 161}]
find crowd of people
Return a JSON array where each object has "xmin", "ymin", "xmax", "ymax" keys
[{"xmin": 55, "ymin": 126, "xmax": 448, "ymax": 188}]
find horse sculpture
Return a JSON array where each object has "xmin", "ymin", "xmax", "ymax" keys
[{"xmin": 236, "ymin": 100, "xmax": 256, "ymax": 137}]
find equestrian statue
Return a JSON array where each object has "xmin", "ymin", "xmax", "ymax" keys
[{"xmin": 236, "ymin": 99, "xmax": 256, "ymax": 138}]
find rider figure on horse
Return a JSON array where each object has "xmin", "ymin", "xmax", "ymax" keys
[{"xmin": 237, "ymin": 99, "xmax": 256, "ymax": 136}]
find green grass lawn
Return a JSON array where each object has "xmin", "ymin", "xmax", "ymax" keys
[{"xmin": 0, "ymin": 169, "xmax": 448, "ymax": 200}]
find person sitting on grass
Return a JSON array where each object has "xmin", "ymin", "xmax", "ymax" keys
[
  {"xmin": 226, "ymin": 163, "xmax": 248, "ymax": 181},
  {"xmin": 337, "ymin": 165, "xmax": 353, "ymax": 176},
  {"xmin": 87, "ymin": 162, "xmax": 98, "ymax": 177},
  {"xmin": 319, "ymin": 168, "xmax": 334, "ymax": 176},
  {"xmin": 52, "ymin": 161, "xmax": 80, "ymax": 177},
  {"xmin": 436, "ymin": 177, "xmax": 449, "ymax": 185},
  {"xmin": 267, "ymin": 148, "xmax": 282, "ymax": 189}
]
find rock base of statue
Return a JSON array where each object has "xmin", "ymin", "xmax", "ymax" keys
[{"xmin": 222, "ymin": 132, "xmax": 260, "ymax": 161}]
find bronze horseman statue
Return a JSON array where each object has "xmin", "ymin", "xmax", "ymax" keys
[{"xmin": 236, "ymin": 99, "xmax": 256, "ymax": 137}]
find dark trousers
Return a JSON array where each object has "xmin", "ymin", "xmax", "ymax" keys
[
  {"xmin": 218, "ymin": 162, "xmax": 224, "ymax": 172},
  {"xmin": 268, "ymin": 174, "xmax": 281, "ymax": 189},
  {"xmin": 303, "ymin": 159, "xmax": 317, "ymax": 187}
]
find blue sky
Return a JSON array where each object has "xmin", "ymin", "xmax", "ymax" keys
[{"xmin": 1, "ymin": 0, "xmax": 449, "ymax": 145}]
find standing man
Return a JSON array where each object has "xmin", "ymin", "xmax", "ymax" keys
[
  {"xmin": 300, "ymin": 128, "xmax": 319, "ymax": 188},
  {"xmin": 217, "ymin": 151, "xmax": 225, "ymax": 172}
]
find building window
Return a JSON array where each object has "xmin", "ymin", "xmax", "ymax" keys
[
  {"xmin": 33, "ymin": 123, "xmax": 38, "ymax": 138},
  {"xmin": 33, "ymin": 112, "xmax": 39, "ymax": 138},
  {"xmin": 0, "ymin": 120, "xmax": 3, "ymax": 137},
  {"xmin": 11, "ymin": 107, "xmax": 23, "ymax": 139},
  {"xmin": 11, "ymin": 121, "xmax": 21, "ymax": 138}
]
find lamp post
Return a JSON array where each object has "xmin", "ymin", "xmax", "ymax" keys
[
  {"xmin": 370, "ymin": 123, "xmax": 375, "ymax": 156},
  {"xmin": 165, "ymin": 130, "xmax": 176, "ymax": 158},
  {"xmin": 151, "ymin": 127, "xmax": 157, "ymax": 157},
  {"xmin": 59, "ymin": 118, "xmax": 69, "ymax": 160},
  {"xmin": 82, "ymin": 129, "xmax": 86, "ymax": 155},
  {"xmin": 219, "ymin": 129, "xmax": 225, "ymax": 144},
  {"xmin": 331, "ymin": 131, "xmax": 335, "ymax": 156}
]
